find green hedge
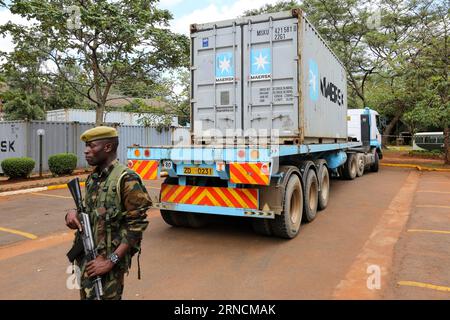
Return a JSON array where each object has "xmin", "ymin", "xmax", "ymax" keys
[
  {"xmin": 408, "ymin": 150, "xmax": 443, "ymax": 159},
  {"xmin": 48, "ymin": 153, "xmax": 78, "ymax": 176},
  {"xmin": 1, "ymin": 157, "xmax": 35, "ymax": 179}
]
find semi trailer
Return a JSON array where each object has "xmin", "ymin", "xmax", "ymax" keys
[{"xmin": 127, "ymin": 9, "xmax": 382, "ymax": 238}]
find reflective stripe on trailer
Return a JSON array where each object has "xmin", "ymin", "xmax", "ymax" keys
[
  {"xmin": 128, "ymin": 160, "xmax": 159, "ymax": 180},
  {"xmin": 229, "ymin": 162, "xmax": 270, "ymax": 185},
  {"xmin": 161, "ymin": 184, "xmax": 258, "ymax": 209}
]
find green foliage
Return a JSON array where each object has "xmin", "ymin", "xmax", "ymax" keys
[
  {"xmin": 244, "ymin": 1, "xmax": 299, "ymax": 16},
  {"xmin": 1, "ymin": 157, "xmax": 35, "ymax": 179},
  {"xmin": 48, "ymin": 153, "xmax": 78, "ymax": 176},
  {"xmin": 1, "ymin": 0, "xmax": 189, "ymax": 125},
  {"xmin": 132, "ymin": 98, "xmax": 174, "ymax": 130},
  {"xmin": 408, "ymin": 150, "xmax": 444, "ymax": 159},
  {"xmin": 160, "ymin": 69, "xmax": 190, "ymax": 126},
  {"xmin": 2, "ymin": 90, "xmax": 45, "ymax": 120},
  {"xmin": 119, "ymin": 68, "xmax": 190, "ymax": 127}
]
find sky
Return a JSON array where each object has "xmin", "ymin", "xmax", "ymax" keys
[
  {"xmin": 158, "ymin": 0, "xmax": 282, "ymax": 35},
  {"xmin": 0, "ymin": 0, "xmax": 283, "ymax": 53}
]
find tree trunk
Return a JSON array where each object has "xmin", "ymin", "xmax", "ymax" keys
[
  {"xmin": 382, "ymin": 114, "xmax": 401, "ymax": 146},
  {"xmin": 444, "ymin": 126, "xmax": 450, "ymax": 165},
  {"xmin": 95, "ymin": 104, "xmax": 105, "ymax": 126}
]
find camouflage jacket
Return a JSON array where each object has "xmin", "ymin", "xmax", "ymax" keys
[{"xmin": 84, "ymin": 159, "xmax": 151, "ymax": 271}]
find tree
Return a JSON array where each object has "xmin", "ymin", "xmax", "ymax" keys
[
  {"xmin": 125, "ymin": 68, "xmax": 191, "ymax": 127},
  {"xmin": 403, "ymin": 1, "xmax": 449, "ymax": 163},
  {"xmin": 162, "ymin": 69, "xmax": 190, "ymax": 126},
  {"xmin": 1, "ymin": 0, "xmax": 189, "ymax": 125},
  {"xmin": 363, "ymin": 0, "xmax": 435, "ymax": 142},
  {"xmin": 2, "ymin": 90, "xmax": 45, "ymax": 120},
  {"xmin": 0, "ymin": 38, "xmax": 89, "ymax": 115},
  {"xmin": 244, "ymin": 0, "xmax": 299, "ymax": 15}
]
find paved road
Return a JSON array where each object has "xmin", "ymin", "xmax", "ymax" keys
[{"xmin": 0, "ymin": 167, "xmax": 448, "ymax": 299}]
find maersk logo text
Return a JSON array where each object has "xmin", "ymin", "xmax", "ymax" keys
[{"xmin": 320, "ymin": 77, "xmax": 344, "ymax": 106}]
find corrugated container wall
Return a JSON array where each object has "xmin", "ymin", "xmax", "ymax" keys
[
  {"xmin": 46, "ymin": 109, "xmax": 179, "ymax": 127},
  {"xmin": 0, "ymin": 121, "xmax": 174, "ymax": 174},
  {"xmin": 190, "ymin": 9, "xmax": 347, "ymax": 144}
]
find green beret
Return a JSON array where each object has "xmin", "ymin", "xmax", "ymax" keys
[{"xmin": 80, "ymin": 126, "xmax": 118, "ymax": 142}]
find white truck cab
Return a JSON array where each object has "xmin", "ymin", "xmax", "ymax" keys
[{"xmin": 347, "ymin": 108, "xmax": 382, "ymax": 150}]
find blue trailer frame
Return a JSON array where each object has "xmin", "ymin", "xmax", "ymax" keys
[{"xmin": 127, "ymin": 141, "xmax": 363, "ymax": 219}]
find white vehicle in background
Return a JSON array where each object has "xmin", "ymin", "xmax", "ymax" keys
[{"xmin": 413, "ymin": 132, "xmax": 444, "ymax": 151}]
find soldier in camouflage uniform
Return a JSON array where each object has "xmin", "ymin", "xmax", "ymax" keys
[{"xmin": 65, "ymin": 126, "xmax": 151, "ymax": 300}]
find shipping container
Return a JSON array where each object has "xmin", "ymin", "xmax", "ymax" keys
[
  {"xmin": 127, "ymin": 10, "xmax": 383, "ymax": 239},
  {"xmin": 0, "ymin": 122, "xmax": 27, "ymax": 173},
  {"xmin": 0, "ymin": 121, "xmax": 174, "ymax": 174},
  {"xmin": 46, "ymin": 109, "xmax": 179, "ymax": 127},
  {"xmin": 190, "ymin": 9, "xmax": 347, "ymax": 144}
]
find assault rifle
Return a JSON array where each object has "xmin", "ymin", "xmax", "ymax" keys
[{"xmin": 67, "ymin": 177, "xmax": 104, "ymax": 300}]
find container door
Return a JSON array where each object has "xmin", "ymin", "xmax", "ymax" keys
[
  {"xmin": 242, "ymin": 18, "xmax": 299, "ymax": 138},
  {"xmin": 191, "ymin": 25, "xmax": 242, "ymax": 139}
]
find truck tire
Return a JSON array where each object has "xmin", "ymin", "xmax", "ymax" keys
[
  {"xmin": 160, "ymin": 210, "xmax": 180, "ymax": 227},
  {"xmin": 252, "ymin": 218, "xmax": 272, "ymax": 236},
  {"xmin": 270, "ymin": 173, "xmax": 303, "ymax": 239},
  {"xmin": 186, "ymin": 213, "xmax": 208, "ymax": 228},
  {"xmin": 371, "ymin": 151, "xmax": 379, "ymax": 172},
  {"xmin": 342, "ymin": 153, "xmax": 357, "ymax": 180},
  {"xmin": 302, "ymin": 169, "xmax": 319, "ymax": 222},
  {"xmin": 317, "ymin": 166, "xmax": 330, "ymax": 211},
  {"xmin": 173, "ymin": 212, "xmax": 192, "ymax": 227},
  {"xmin": 356, "ymin": 153, "xmax": 365, "ymax": 177},
  {"xmin": 160, "ymin": 177, "xmax": 188, "ymax": 227}
]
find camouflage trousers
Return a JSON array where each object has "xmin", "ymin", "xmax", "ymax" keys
[{"xmin": 79, "ymin": 267, "xmax": 125, "ymax": 300}]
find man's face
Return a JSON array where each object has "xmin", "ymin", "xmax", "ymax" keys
[{"xmin": 84, "ymin": 140, "xmax": 110, "ymax": 166}]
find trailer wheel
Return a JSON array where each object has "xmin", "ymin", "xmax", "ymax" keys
[
  {"xmin": 160, "ymin": 210, "xmax": 180, "ymax": 227},
  {"xmin": 186, "ymin": 213, "xmax": 208, "ymax": 228},
  {"xmin": 251, "ymin": 218, "xmax": 272, "ymax": 236},
  {"xmin": 303, "ymin": 169, "xmax": 319, "ymax": 222},
  {"xmin": 371, "ymin": 151, "xmax": 379, "ymax": 172},
  {"xmin": 342, "ymin": 153, "xmax": 357, "ymax": 180},
  {"xmin": 356, "ymin": 154, "xmax": 365, "ymax": 177},
  {"xmin": 270, "ymin": 173, "xmax": 303, "ymax": 239},
  {"xmin": 318, "ymin": 166, "xmax": 330, "ymax": 211},
  {"xmin": 168, "ymin": 211, "xmax": 207, "ymax": 228}
]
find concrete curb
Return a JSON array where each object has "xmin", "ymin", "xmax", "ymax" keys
[
  {"xmin": 381, "ymin": 163, "xmax": 450, "ymax": 172},
  {"xmin": 0, "ymin": 182, "xmax": 86, "ymax": 197},
  {"xmin": 0, "ymin": 171, "xmax": 168, "ymax": 197}
]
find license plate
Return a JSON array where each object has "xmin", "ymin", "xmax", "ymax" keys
[{"xmin": 183, "ymin": 167, "xmax": 213, "ymax": 176}]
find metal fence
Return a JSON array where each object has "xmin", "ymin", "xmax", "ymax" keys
[{"xmin": 0, "ymin": 121, "xmax": 175, "ymax": 173}]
